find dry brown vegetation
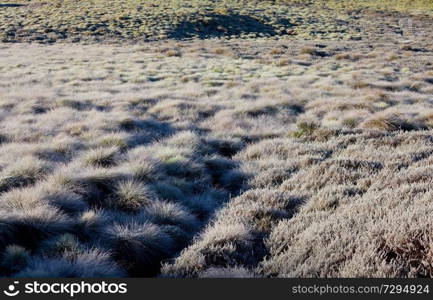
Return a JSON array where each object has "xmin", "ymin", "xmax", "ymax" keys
[{"xmin": 1, "ymin": 0, "xmax": 433, "ymax": 278}]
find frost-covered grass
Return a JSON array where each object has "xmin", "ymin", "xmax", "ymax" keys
[{"xmin": 1, "ymin": 1, "xmax": 433, "ymax": 278}]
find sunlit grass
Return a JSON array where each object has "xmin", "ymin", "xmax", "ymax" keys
[
  {"xmin": 326, "ymin": 0, "xmax": 433, "ymax": 14},
  {"xmin": 3, "ymin": 0, "xmax": 431, "ymax": 43}
]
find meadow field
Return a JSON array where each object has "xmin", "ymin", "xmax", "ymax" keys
[{"xmin": 1, "ymin": 0, "xmax": 433, "ymax": 277}]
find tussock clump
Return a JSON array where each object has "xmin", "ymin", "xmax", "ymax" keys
[
  {"xmin": 181, "ymin": 192, "xmax": 224, "ymax": 219},
  {"xmin": 0, "ymin": 205, "xmax": 73, "ymax": 249},
  {"xmin": 204, "ymin": 155, "xmax": 239, "ymax": 183},
  {"xmin": 299, "ymin": 47, "xmax": 328, "ymax": 57},
  {"xmin": 160, "ymin": 225, "xmax": 191, "ymax": 246},
  {"xmin": 74, "ymin": 209, "xmax": 110, "ymax": 240},
  {"xmin": 300, "ymin": 185, "xmax": 363, "ymax": 212},
  {"xmin": 1, "ymin": 245, "xmax": 31, "ymax": 274},
  {"xmin": 0, "ymin": 157, "xmax": 51, "ymax": 193},
  {"xmin": 291, "ymin": 120, "xmax": 319, "ymax": 138},
  {"xmin": 16, "ymin": 249, "xmax": 124, "ymax": 277},
  {"xmin": 206, "ymin": 137, "xmax": 245, "ymax": 157},
  {"xmin": 164, "ymin": 131, "xmax": 202, "ymax": 152},
  {"xmin": 97, "ymin": 133, "xmax": 129, "ymax": 150},
  {"xmin": 58, "ymin": 99, "xmax": 88, "ymax": 111},
  {"xmin": 111, "ymin": 180, "xmax": 154, "ymax": 212},
  {"xmin": 151, "ymin": 181, "xmax": 185, "ymax": 201},
  {"xmin": 220, "ymin": 169, "xmax": 248, "ymax": 193},
  {"xmin": 161, "ymin": 48, "xmax": 182, "ymax": 57},
  {"xmin": 361, "ymin": 113, "xmax": 420, "ymax": 131},
  {"xmin": 103, "ymin": 222, "xmax": 174, "ymax": 276},
  {"xmin": 162, "ymin": 158, "xmax": 207, "ymax": 181},
  {"xmin": 66, "ymin": 168, "xmax": 125, "ymax": 207},
  {"xmin": 251, "ymin": 167, "xmax": 295, "ymax": 188},
  {"xmin": 161, "ymin": 224, "xmax": 254, "ymax": 277},
  {"xmin": 123, "ymin": 148, "xmax": 161, "ymax": 182},
  {"xmin": 118, "ymin": 118, "xmax": 139, "ymax": 131},
  {"xmin": 148, "ymin": 101, "xmax": 217, "ymax": 122},
  {"xmin": 232, "ymin": 100, "xmax": 302, "ymax": 119},
  {"xmin": 143, "ymin": 200, "xmax": 198, "ymax": 232},
  {"xmin": 82, "ymin": 147, "xmax": 120, "ymax": 168},
  {"xmin": 247, "ymin": 160, "xmax": 298, "ymax": 188},
  {"xmin": 335, "ymin": 51, "xmax": 363, "ymax": 61},
  {"xmin": 43, "ymin": 189, "xmax": 88, "ymax": 215},
  {"xmin": 39, "ymin": 233, "xmax": 82, "ymax": 257},
  {"xmin": 0, "ymin": 186, "xmax": 49, "ymax": 211}
]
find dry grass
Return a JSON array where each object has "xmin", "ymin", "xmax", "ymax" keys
[{"xmin": 1, "ymin": 0, "xmax": 432, "ymax": 43}]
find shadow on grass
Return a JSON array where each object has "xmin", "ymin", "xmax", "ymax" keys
[
  {"xmin": 0, "ymin": 3, "xmax": 26, "ymax": 7},
  {"xmin": 168, "ymin": 14, "xmax": 279, "ymax": 39}
]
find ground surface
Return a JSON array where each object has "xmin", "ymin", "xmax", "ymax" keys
[
  {"xmin": 1, "ymin": 0, "xmax": 433, "ymax": 277},
  {"xmin": 1, "ymin": 0, "xmax": 433, "ymax": 43}
]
